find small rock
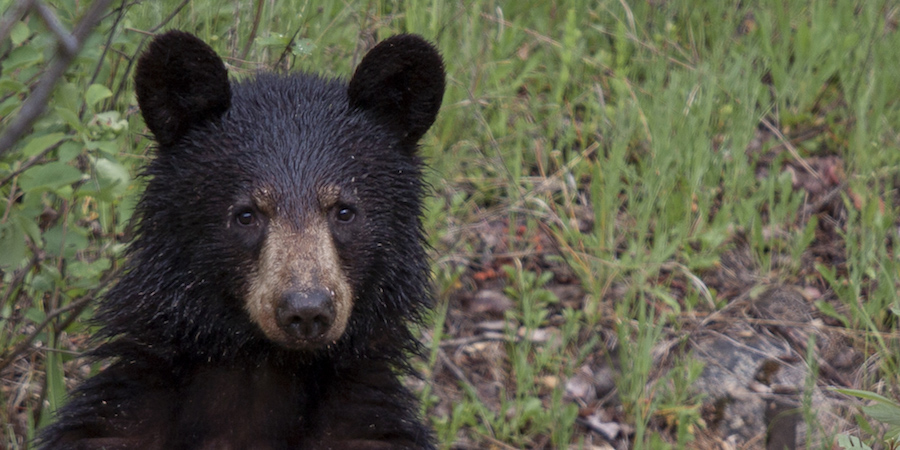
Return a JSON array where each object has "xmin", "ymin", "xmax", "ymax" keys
[
  {"xmin": 581, "ymin": 412, "xmax": 621, "ymax": 441},
  {"xmin": 469, "ymin": 290, "xmax": 514, "ymax": 315},
  {"xmin": 565, "ymin": 366, "xmax": 596, "ymax": 402}
]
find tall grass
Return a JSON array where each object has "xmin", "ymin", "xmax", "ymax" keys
[{"xmin": 2, "ymin": 0, "xmax": 900, "ymax": 448}]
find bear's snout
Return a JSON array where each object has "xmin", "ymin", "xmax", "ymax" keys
[
  {"xmin": 245, "ymin": 217, "xmax": 354, "ymax": 350},
  {"xmin": 276, "ymin": 290, "xmax": 336, "ymax": 341}
]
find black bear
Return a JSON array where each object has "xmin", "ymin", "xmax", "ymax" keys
[{"xmin": 38, "ymin": 30, "xmax": 444, "ymax": 449}]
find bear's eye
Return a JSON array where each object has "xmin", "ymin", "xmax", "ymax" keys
[
  {"xmin": 235, "ymin": 209, "xmax": 256, "ymax": 226},
  {"xmin": 335, "ymin": 206, "xmax": 356, "ymax": 223}
]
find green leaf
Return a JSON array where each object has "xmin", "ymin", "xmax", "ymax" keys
[
  {"xmin": 861, "ymin": 403, "xmax": 900, "ymax": 426},
  {"xmin": 4, "ymin": 45, "xmax": 42, "ymax": 71},
  {"xmin": 0, "ymin": 223, "xmax": 27, "ymax": 269},
  {"xmin": 42, "ymin": 223, "xmax": 89, "ymax": 258},
  {"xmin": 887, "ymin": 427, "xmax": 900, "ymax": 442},
  {"xmin": 291, "ymin": 38, "xmax": 316, "ymax": 56},
  {"xmin": 84, "ymin": 139, "xmax": 119, "ymax": 155},
  {"xmin": 836, "ymin": 433, "xmax": 872, "ymax": 450},
  {"xmin": 41, "ymin": 347, "xmax": 68, "ymax": 429},
  {"xmin": 94, "ymin": 111, "xmax": 127, "ymax": 132},
  {"xmin": 0, "ymin": 78, "xmax": 27, "ymax": 94},
  {"xmin": 67, "ymin": 258, "xmax": 111, "ymax": 281},
  {"xmin": 10, "ymin": 21, "xmax": 30, "ymax": 46},
  {"xmin": 18, "ymin": 161, "xmax": 84, "ymax": 192},
  {"xmin": 257, "ymin": 33, "xmax": 288, "ymax": 47},
  {"xmin": 92, "ymin": 157, "xmax": 131, "ymax": 200},
  {"xmin": 13, "ymin": 209, "xmax": 42, "ymax": 245},
  {"xmin": 55, "ymin": 105, "xmax": 85, "ymax": 134},
  {"xmin": 58, "ymin": 141, "xmax": 83, "ymax": 163},
  {"xmin": 85, "ymin": 84, "xmax": 112, "ymax": 108},
  {"xmin": 19, "ymin": 132, "xmax": 67, "ymax": 157},
  {"xmin": 24, "ymin": 307, "xmax": 46, "ymax": 324},
  {"xmin": 855, "ymin": 412, "xmax": 876, "ymax": 436},
  {"xmin": 55, "ymin": 82, "xmax": 79, "ymax": 113},
  {"xmin": 815, "ymin": 300, "xmax": 848, "ymax": 327},
  {"xmin": 0, "ymin": 96, "xmax": 22, "ymax": 117},
  {"xmin": 31, "ymin": 273, "xmax": 56, "ymax": 292},
  {"xmin": 832, "ymin": 388, "xmax": 900, "ymax": 406}
]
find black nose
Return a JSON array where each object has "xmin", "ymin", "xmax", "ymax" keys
[{"xmin": 276, "ymin": 290, "xmax": 335, "ymax": 341}]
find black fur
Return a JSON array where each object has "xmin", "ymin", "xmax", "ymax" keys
[{"xmin": 38, "ymin": 31, "xmax": 444, "ymax": 450}]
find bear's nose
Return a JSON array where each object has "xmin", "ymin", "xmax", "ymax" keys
[{"xmin": 276, "ymin": 290, "xmax": 335, "ymax": 341}]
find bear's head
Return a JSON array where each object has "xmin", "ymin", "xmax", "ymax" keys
[{"xmin": 100, "ymin": 31, "xmax": 444, "ymax": 361}]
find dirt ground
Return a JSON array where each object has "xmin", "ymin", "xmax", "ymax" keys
[{"xmin": 424, "ymin": 126, "xmax": 885, "ymax": 449}]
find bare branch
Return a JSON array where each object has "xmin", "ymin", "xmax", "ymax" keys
[
  {"xmin": 0, "ymin": 137, "xmax": 66, "ymax": 187},
  {"xmin": 110, "ymin": 0, "xmax": 190, "ymax": 106},
  {"xmin": 238, "ymin": 0, "xmax": 265, "ymax": 64},
  {"xmin": 0, "ymin": 0, "xmax": 114, "ymax": 157},
  {"xmin": 33, "ymin": 1, "xmax": 78, "ymax": 56},
  {"xmin": 0, "ymin": 265, "xmax": 122, "ymax": 373}
]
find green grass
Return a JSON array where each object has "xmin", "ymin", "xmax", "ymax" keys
[{"xmin": 3, "ymin": 0, "xmax": 900, "ymax": 448}]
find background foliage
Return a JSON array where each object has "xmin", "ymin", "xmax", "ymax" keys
[{"xmin": 2, "ymin": 0, "xmax": 900, "ymax": 448}]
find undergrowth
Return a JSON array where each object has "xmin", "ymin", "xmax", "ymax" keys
[{"xmin": 2, "ymin": 0, "xmax": 900, "ymax": 448}]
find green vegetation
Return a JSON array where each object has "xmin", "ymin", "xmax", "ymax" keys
[{"xmin": 3, "ymin": 0, "xmax": 900, "ymax": 448}]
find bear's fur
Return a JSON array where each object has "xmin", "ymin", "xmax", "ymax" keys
[{"xmin": 38, "ymin": 30, "xmax": 444, "ymax": 450}]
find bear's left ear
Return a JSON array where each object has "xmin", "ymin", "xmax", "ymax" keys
[
  {"xmin": 348, "ymin": 34, "xmax": 446, "ymax": 150},
  {"xmin": 135, "ymin": 31, "xmax": 232, "ymax": 148}
]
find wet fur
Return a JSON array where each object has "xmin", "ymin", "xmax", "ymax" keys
[{"xmin": 38, "ymin": 32, "xmax": 444, "ymax": 449}]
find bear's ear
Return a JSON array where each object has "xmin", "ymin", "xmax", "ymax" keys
[
  {"xmin": 348, "ymin": 34, "xmax": 445, "ymax": 149},
  {"xmin": 135, "ymin": 31, "xmax": 232, "ymax": 148}
]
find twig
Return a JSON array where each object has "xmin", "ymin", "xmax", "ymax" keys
[
  {"xmin": 760, "ymin": 117, "xmax": 822, "ymax": 182},
  {"xmin": 275, "ymin": 25, "xmax": 304, "ymax": 70},
  {"xmin": 0, "ymin": 266, "xmax": 121, "ymax": 373},
  {"xmin": 800, "ymin": 182, "xmax": 846, "ymax": 218},
  {"xmin": 148, "ymin": 0, "xmax": 189, "ymax": 33},
  {"xmin": 0, "ymin": 137, "xmax": 66, "ymax": 187},
  {"xmin": 0, "ymin": 296, "xmax": 92, "ymax": 373},
  {"xmin": 438, "ymin": 332, "xmax": 509, "ymax": 348},
  {"xmin": 238, "ymin": 0, "xmax": 264, "ymax": 64},
  {"xmin": 109, "ymin": 0, "xmax": 190, "ymax": 106},
  {"xmin": 0, "ymin": 0, "xmax": 113, "ymax": 157},
  {"xmin": 0, "ymin": 252, "xmax": 41, "ymax": 311},
  {"xmin": 85, "ymin": 0, "xmax": 128, "ymax": 98},
  {"xmin": 33, "ymin": 1, "xmax": 78, "ymax": 55}
]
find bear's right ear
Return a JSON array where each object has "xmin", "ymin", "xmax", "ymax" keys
[
  {"xmin": 135, "ymin": 31, "xmax": 232, "ymax": 148},
  {"xmin": 348, "ymin": 34, "xmax": 445, "ymax": 150}
]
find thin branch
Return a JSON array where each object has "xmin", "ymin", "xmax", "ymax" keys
[
  {"xmin": 760, "ymin": 117, "xmax": 823, "ymax": 182},
  {"xmin": 0, "ymin": 297, "xmax": 92, "ymax": 373},
  {"xmin": 0, "ymin": 252, "xmax": 42, "ymax": 311},
  {"xmin": 33, "ymin": 1, "xmax": 77, "ymax": 55},
  {"xmin": 0, "ymin": 0, "xmax": 113, "ymax": 157},
  {"xmin": 109, "ymin": 0, "xmax": 190, "ymax": 106},
  {"xmin": 85, "ymin": 0, "xmax": 128, "ymax": 95},
  {"xmin": 0, "ymin": 137, "xmax": 66, "ymax": 187},
  {"xmin": 148, "ymin": 0, "xmax": 189, "ymax": 33},
  {"xmin": 0, "ymin": 266, "xmax": 122, "ymax": 373},
  {"xmin": 238, "ymin": 0, "xmax": 264, "ymax": 64}
]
